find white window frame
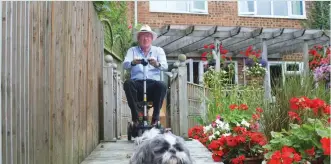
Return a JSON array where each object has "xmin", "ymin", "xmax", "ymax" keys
[
  {"xmin": 284, "ymin": 61, "xmax": 303, "ymax": 75},
  {"xmin": 238, "ymin": 0, "xmax": 306, "ymax": 19},
  {"xmin": 149, "ymin": 0, "xmax": 208, "ymax": 14}
]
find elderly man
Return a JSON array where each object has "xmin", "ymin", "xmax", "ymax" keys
[{"xmin": 123, "ymin": 24, "xmax": 168, "ymax": 126}]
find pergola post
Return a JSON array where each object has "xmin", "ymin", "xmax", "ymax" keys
[
  {"xmin": 303, "ymin": 40, "xmax": 309, "ymax": 77},
  {"xmin": 214, "ymin": 38, "xmax": 221, "ymax": 72},
  {"xmin": 189, "ymin": 58, "xmax": 193, "ymax": 83},
  {"xmin": 198, "ymin": 61, "xmax": 204, "ymax": 84},
  {"xmin": 262, "ymin": 39, "xmax": 272, "ymax": 100}
]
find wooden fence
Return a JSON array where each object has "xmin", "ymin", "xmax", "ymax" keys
[
  {"xmin": 102, "ymin": 55, "xmax": 132, "ymax": 141},
  {"xmin": 1, "ymin": 1, "xmax": 103, "ymax": 164},
  {"xmin": 167, "ymin": 55, "xmax": 209, "ymax": 138}
]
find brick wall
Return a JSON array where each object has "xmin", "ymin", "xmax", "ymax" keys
[{"xmin": 127, "ymin": 1, "xmax": 313, "ymax": 29}]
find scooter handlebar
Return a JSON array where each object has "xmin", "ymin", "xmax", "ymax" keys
[{"xmin": 138, "ymin": 59, "xmax": 149, "ymax": 66}]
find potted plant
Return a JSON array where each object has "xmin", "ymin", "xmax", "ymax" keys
[
  {"xmin": 309, "ymin": 45, "xmax": 331, "ymax": 89},
  {"xmin": 189, "ymin": 104, "xmax": 267, "ymax": 164},
  {"xmin": 263, "ymin": 96, "xmax": 331, "ymax": 164},
  {"xmin": 241, "ymin": 46, "xmax": 267, "ymax": 86}
]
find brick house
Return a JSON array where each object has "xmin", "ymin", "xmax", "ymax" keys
[{"xmin": 125, "ymin": 1, "xmax": 329, "ymax": 87}]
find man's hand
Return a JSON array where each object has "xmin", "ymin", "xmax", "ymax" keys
[
  {"xmin": 148, "ymin": 57, "xmax": 160, "ymax": 67},
  {"xmin": 131, "ymin": 58, "xmax": 142, "ymax": 65}
]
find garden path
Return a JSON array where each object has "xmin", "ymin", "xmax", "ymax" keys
[{"xmin": 81, "ymin": 136, "xmax": 219, "ymax": 164}]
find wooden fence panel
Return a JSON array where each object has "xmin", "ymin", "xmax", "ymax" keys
[{"xmin": 1, "ymin": 2, "xmax": 103, "ymax": 164}]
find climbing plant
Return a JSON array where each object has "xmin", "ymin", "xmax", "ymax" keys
[
  {"xmin": 302, "ymin": 1, "xmax": 330, "ymax": 30},
  {"xmin": 93, "ymin": 1, "xmax": 134, "ymax": 59}
]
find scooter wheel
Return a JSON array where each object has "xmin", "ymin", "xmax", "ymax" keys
[{"xmin": 127, "ymin": 123, "xmax": 132, "ymax": 141}]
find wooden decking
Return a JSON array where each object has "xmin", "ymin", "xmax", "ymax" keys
[{"xmin": 81, "ymin": 138, "xmax": 218, "ymax": 164}]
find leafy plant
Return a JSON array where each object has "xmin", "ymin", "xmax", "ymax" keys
[
  {"xmin": 93, "ymin": 1, "xmax": 133, "ymax": 59},
  {"xmin": 264, "ymin": 119, "xmax": 331, "ymax": 164},
  {"xmin": 260, "ymin": 73, "xmax": 330, "ymax": 141},
  {"xmin": 301, "ymin": 1, "xmax": 330, "ymax": 30},
  {"xmin": 189, "ymin": 105, "xmax": 267, "ymax": 164}
]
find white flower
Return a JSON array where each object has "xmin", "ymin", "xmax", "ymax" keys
[
  {"xmin": 223, "ymin": 123, "xmax": 230, "ymax": 131},
  {"xmin": 215, "ymin": 131, "xmax": 220, "ymax": 136},
  {"xmin": 215, "ymin": 119, "xmax": 222, "ymax": 125},
  {"xmin": 241, "ymin": 119, "xmax": 250, "ymax": 127},
  {"xmin": 222, "ymin": 133, "xmax": 231, "ymax": 137},
  {"xmin": 236, "ymin": 122, "xmax": 240, "ymax": 126},
  {"xmin": 209, "ymin": 135, "xmax": 215, "ymax": 141},
  {"xmin": 203, "ymin": 124, "xmax": 213, "ymax": 134}
]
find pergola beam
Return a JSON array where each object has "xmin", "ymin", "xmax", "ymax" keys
[
  {"xmin": 149, "ymin": 25, "xmax": 329, "ymax": 59},
  {"xmin": 153, "ymin": 25, "xmax": 170, "ymax": 37},
  {"xmin": 227, "ymin": 28, "xmax": 283, "ymax": 52},
  {"xmin": 222, "ymin": 27, "xmax": 263, "ymax": 47},
  {"xmin": 232, "ymin": 29, "xmax": 305, "ymax": 54},
  {"xmin": 268, "ymin": 36, "xmax": 329, "ymax": 54},
  {"xmin": 153, "ymin": 25, "xmax": 193, "ymax": 47},
  {"xmin": 180, "ymin": 26, "xmax": 241, "ymax": 54},
  {"xmin": 267, "ymin": 34, "xmax": 328, "ymax": 53},
  {"xmin": 164, "ymin": 26, "xmax": 217, "ymax": 54}
]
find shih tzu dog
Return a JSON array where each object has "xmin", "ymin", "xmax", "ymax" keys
[{"xmin": 129, "ymin": 128, "xmax": 193, "ymax": 164}]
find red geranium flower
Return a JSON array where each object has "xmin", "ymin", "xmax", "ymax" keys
[
  {"xmin": 229, "ymin": 104, "xmax": 238, "ymax": 110},
  {"xmin": 288, "ymin": 111, "xmax": 301, "ymax": 122},
  {"xmin": 225, "ymin": 136, "xmax": 238, "ymax": 147},
  {"xmin": 239, "ymin": 104, "xmax": 248, "ymax": 110},
  {"xmin": 320, "ymin": 137, "xmax": 331, "ymax": 155},
  {"xmin": 212, "ymin": 154, "xmax": 222, "ymax": 162},
  {"xmin": 323, "ymin": 105, "xmax": 331, "ymax": 115},
  {"xmin": 305, "ymin": 147, "xmax": 315, "ymax": 156},
  {"xmin": 256, "ymin": 107, "xmax": 263, "ymax": 113}
]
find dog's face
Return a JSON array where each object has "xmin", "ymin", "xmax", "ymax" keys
[
  {"xmin": 130, "ymin": 129, "xmax": 193, "ymax": 164},
  {"xmin": 150, "ymin": 133, "xmax": 191, "ymax": 164}
]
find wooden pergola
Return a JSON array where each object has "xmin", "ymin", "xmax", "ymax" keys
[{"xmin": 150, "ymin": 25, "xmax": 330, "ymax": 99}]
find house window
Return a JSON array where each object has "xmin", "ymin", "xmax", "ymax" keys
[
  {"xmin": 238, "ymin": 0, "xmax": 306, "ymax": 19},
  {"xmin": 149, "ymin": 0, "xmax": 208, "ymax": 14}
]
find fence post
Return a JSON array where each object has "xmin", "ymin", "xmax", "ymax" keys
[
  {"xmin": 177, "ymin": 54, "xmax": 189, "ymax": 138},
  {"xmin": 103, "ymin": 55, "xmax": 117, "ymax": 142},
  {"xmin": 116, "ymin": 72, "xmax": 122, "ymax": 139},
  {"xmin": 112, "ymin": 63, "xmax": 119, "ymax": 140},
  {"xmin": 169, "ymin": 63, "xmax": 179, "ymax": 135}
]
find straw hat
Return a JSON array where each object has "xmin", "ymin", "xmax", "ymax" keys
[{"xmin": 136, "ymin": 24, "xmax": 158, "ymax": 41}]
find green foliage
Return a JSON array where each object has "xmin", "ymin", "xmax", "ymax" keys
[
  {"xmin": 199, "ymin": 67, "xmax": 264, "ymax": 124},
  {"xmin": 264, "ymin": 119, "xmax": 330, "ymax": 163},
  {"xmin": 93, "ymin": 1, "xmax": 133, "ymax": 59},
  {"xmin": 260, "ymin": 73, "xmax": 330, "ymax": 141},
  {"xmin": 302, "ymin": 1, "xmax": 330, "ymax": 29}
]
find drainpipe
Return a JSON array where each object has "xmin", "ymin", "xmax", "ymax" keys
[
  {"xmin": 0, "ymin": 1, "xmax": 2, "ymax": 164},
  {"xmin": 134, "ymin": 0, "xmax": 137, "ymax": 27}
]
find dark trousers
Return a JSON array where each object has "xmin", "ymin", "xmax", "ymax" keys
[{"xmin": 123, "ymin": 79, "xmax": 167, "ymax": 123}]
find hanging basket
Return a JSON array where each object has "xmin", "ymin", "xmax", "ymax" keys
[{"xmin": 246, "ymin": 75, "xmax": 264, "ymax": 86}]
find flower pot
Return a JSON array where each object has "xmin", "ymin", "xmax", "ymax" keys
[
  {"xmin": 310, "ymin": 156, "xmax": 325, "ymax": 164},
  {"xmin": 222, "ymin": 156, "xmax": 264, "ymax": 164},
  {"xmin": 243, "ymin": 157, "xmax": 264, "ymax": 164}
]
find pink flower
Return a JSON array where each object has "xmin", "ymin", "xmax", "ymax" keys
[{"xmin": 216, "ymin": 115, "xmax": 221, "ymax": 120}]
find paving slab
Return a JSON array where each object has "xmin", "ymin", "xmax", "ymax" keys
[{"xmin": 81, "ymin": 138, "xmax": 218, "ymax": 164}]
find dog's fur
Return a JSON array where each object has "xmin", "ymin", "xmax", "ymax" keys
[{"xmin": 129, "ymin": 128, "xmax": 193, "ymax": 164}]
